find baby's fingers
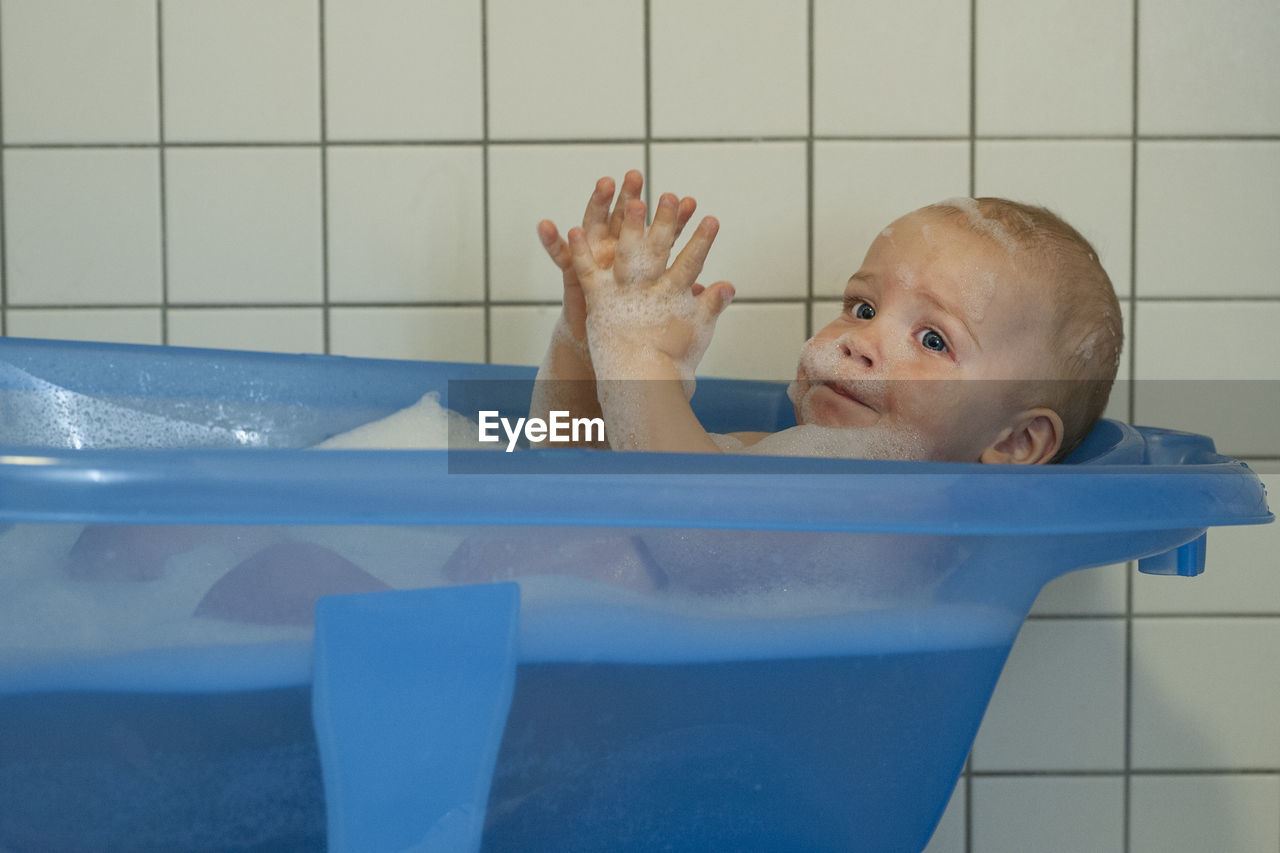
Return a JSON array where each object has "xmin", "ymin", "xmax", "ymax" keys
[
  {"xmin": 698, "ymin": 281, "xmax": 736, "ymax": 318},
  {"xmin": 616, "ymin": 198, "xmax": 647, "ymax": 261},
  {"xmin": 608, "ymin": 170, "xmax": 644, "ymax": 238},
  {"xmin": 666, "ymin": 216, "xmax": 720, "ymax": 287},
  {"xmin": 648, "ymin": 193, "xmax": 682, "ymax": 254},
  {"xmin": 673, "ymin": 196, "xmax": 697, "ymax": 239},
  {"xmin": 537, "ymin": 220, "xmax": 573, "ymax": 272},
  {"xmin": 582, "ymin": 176, "xmax": 616, "ymax": 240},
  {"xmin": 566, "ymin": 226, "xmax": 604, "ymax": 288}
]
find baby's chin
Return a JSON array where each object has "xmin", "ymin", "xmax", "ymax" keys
[{"xmin": 789, "ymin": 382, "xmax": 880, "ymax": 429}]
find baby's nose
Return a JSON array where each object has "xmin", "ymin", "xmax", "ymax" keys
[{"xmin": 837, "ymin": 330, "xmax": 876, "ymax": 368}]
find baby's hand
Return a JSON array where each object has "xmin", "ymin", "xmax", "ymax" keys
[
  {"xmin": 537, "ymin": 171, "xmax": 695, "ymax": 347},
  {"xmin": 568, "ymin": 193, "xmax": 734, "ymax": 397}
]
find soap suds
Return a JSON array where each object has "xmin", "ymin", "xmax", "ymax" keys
[{"xmin": 938, "ymin": 197, "xmax": 1020, "ymax": 256}]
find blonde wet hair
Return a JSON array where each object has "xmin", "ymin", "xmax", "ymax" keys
[{"xmin": 926, "ymin": 198, "xmax": 1124, "ymax": 462}]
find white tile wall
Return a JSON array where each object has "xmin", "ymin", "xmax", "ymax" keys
[
  {"xmin": 813, "ymin": 0, "xmax": 970, "ymax": 137},
  {"xmin": 323, "ymin": 0, "xmax": 483, "ymax": 141},
  {"xmin": 0, "ymin": 0, "xmax": 159, "ymax": 144},
  {"xmin": 971, "ymin": 776, "xmax": 1126, "ymax": 853},
  {"xmin": 1129, "ymin": 774, "xmax": 1280, "ymax": 853},
  {"xmin": 1138, "ymin": 0, "xmax": 1280, "ymax": 135},
  {"xmin": 650, "ymin": 0, "xmax": 808, "ymax": 138},
  {"xmin": 4, "ymin": 148, "xmax": 163, "ymax": 304},
  {"xmin": 164, "ymin": 147, "xmax": 323, "ymax": 304},
  {"xmin": 2, "ymin": 2, "xmax": 1278, "ymax": 850},
  {"xmin": 325, "ymin": 145, "xmax": 484, "ymax": 302},
  {"xmin": 976, "ymin": 0, "xmax": 1132, "ymax": 135},
  {"xmin": 485, "ymin": 0, "xmax": 644, "ymax": 140},
  {"xmin": 161, "ymin": 0, "xmax": 321, "ymax": 142}
]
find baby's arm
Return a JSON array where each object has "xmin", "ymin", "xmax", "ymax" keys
[
  {"xmin": 530, "ymin": 171, "xmax": 694, "ymax": 446},
  {"xmin": 568, "ymin": 193, "xmax": 735, "ymax": 453}
]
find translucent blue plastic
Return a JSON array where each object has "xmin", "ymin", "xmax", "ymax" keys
[{"xmin": 0, "ymin": 337, "xmax": 1271, "ymax": 852}]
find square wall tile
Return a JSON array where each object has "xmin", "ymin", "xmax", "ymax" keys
[
  {"xmin": 971, "ymin": 776, "xmax": 1124, "ymax": 853},
  {"xmin": 486, "ymin": 0, "xmax": 643, "ymax": 139},
  {"xmin": 1135, "ymin": 474, "xmax": 1280, "ymax": 613},
  {"xmin": 327, "ymin": 146, "xmax": 484, "ymax": 303},
  {"xmin": 1, "ymin": 0, "xmax": 158, "ymax": 143},
  {"xmin": 971, "ymin": 618, "xmax": 1125, "ymax": 771},
  {"xmin": 324, "ymin": 0, "xmax": 482, "ymax": 140},
  {"xmin": 165, "ymin": 148, "xmax": 323, "ymax": 304},
  {"xmin": 813, "ymin": 141, "xmax": 970, "ymax": 298},
  {"xmin": 162, "ymin": 0, "xmax": 320, "ymax": 142},
  {"xmin": 1136, "ymin": 142, "xmax": 1280, "ymax": 298},
  {"xmin": 1031, "ymin": 563, "xmax": 1127, "ymax": 616},
  {"xmin": 1133, "ymin": 302, "xmax": 1280, "ymax": 457},
  {"xmin": 4, "ymin": 149, "xmax": 162, "ymax": 305},
  {"xmin": 814, "ymin": 0, "xmax": 969, "ymax": 136},
  {"xmin": 489, "ymin": 305, "xmax": 562, "ymax": 367},
  {"xmin": 1130, "ymin": 774, "xmax": 1280, "ymax": 853},
  {"xmin": 1131, "ymin": 617, "xmax": 1280, "ymax": 769},
  {"xmin": 329, "ymin": 307, "xmax": 485, "ymax": 362},
  {"xmin": 975, "ymin": 0, "xmax": 1131, "ymax": 135},
  {"xmin": 698, "ymin": 303, "xmax": 806, "ymax": 381},
  {"xmin": 167, "ymin": 307, "xmax": 323, "ymax": 354},
  {"xmin": 486, "ymin": 144, "xmax": 646, "ymax": 301},
  {"xmin": 649, "ymin": 142, "xmax": 808, "ymax": 299},
  {"xmin": 6, "ymin": 309, "xmax": 162, "ymax": 346},
  {"xmin": 651, "ymin": 0, "xmax": 807, "ymax": 138},
  {"xmin": 975, "ymin": 140, "xmax": 1133, "ymax": 297},
  {"xmin": 1139, "ymin": 0, "xmax": 1280, "ymax": 134}
]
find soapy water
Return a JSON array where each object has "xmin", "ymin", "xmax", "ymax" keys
[{"xmin": 0, "ymin": 517, "xmax": 1011, "ymax": 692}]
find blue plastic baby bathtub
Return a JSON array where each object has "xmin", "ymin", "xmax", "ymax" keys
[{"xmin": 0, "ymin": 337, "xmax": 1271, "ymax": 853}]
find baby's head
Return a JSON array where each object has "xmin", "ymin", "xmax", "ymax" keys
[{"xmin": 789, "ymin": 198, "xmax": 1122, "ymax": 464}]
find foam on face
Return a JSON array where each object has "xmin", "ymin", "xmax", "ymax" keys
[{"xmin": 961, "ymin": 269, "xmax": 999, "ymax": 324}]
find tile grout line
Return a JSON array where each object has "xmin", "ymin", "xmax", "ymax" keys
[
  {"xmin": 1124, "ymin": 2, "xmax": 1143, "ymax": 849},
  {"xmin": 643, "ymin": 0, "xmax": 651, "ymax": 208},
  {"xmin": 804, "ymin": 0, "xmax": 815, "ymax": 339},
  {"xmin": 480, "ymin": 0, "xmax": 491, "ymax": 364},
  {"xmin": 317, "ymin": 0, "xmax": 330, "ymax": 354},
  {"xmin": 7, "ymin": 132, "xmax": 1280, "ymax": 152},
  {"xmin": 0, "ymin": 1, "xmax": 7, "ymax": 338},
  {"xmin": 156, "ymin": 0, "xmax": 169, "ymax": 346}
]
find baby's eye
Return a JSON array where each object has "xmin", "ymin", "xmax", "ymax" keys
[
  {"xmin": 851, "ymin": 302, "xmax": 875, "ymax": 320},
  {"xmin": 920, "ymin": 330, "xmax": 947, "ymax": 352}
]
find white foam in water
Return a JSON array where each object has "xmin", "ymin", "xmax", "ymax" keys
[
  {"xmin": 0, "ymin": 523, "xmax": 469, "ymax": 691},
  {"xmin": 314, "ymin": 391, "xmax": 487, "ymax": 450},
  {"xmin": 514, "ymin": 574, "xmax": 1022, "ymax": 664}
]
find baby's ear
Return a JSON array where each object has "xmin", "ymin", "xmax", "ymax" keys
[{"xmin": 980, "ymin": 408, "xmax": 1064, "ymax": 465}]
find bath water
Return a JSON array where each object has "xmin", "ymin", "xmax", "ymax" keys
[{"xmin": 0, "ymin": 643, "xmax": 1009, "ymax": 852}]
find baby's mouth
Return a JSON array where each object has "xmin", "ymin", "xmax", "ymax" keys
[{"xmin": 823, "ymin": 380, "xmax": 880, "ymax": 414}]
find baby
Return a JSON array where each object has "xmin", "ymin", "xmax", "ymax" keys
[{"xmin": 532, "ymin": 171, "xmax": 1122, "ymax": 464}]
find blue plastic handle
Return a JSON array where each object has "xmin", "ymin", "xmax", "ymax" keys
[{"xmin": 311, "ymin": 583, "xmax": 521, "ymax": 852}]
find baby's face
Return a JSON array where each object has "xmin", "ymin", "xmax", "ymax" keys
[{"xmin": 789, "ymin": 210, "xmax": 1056, "ymax": 462}]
